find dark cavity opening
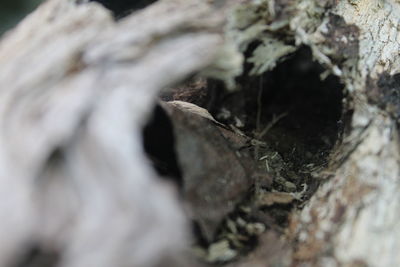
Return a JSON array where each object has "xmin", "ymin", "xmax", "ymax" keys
[
  {"xmin": 254, "ymin": 47, "xmax": 343, "ymax": 165},
  {"xmin": 142, "ymin": 104, "xmax": 182, "ymax": 187},
  {"xmin": 212, "ymin": 46, "xmax": 345, "ymax": 194},
  {"xmin": 155, "ymin": 46, "xmax": 346, "ymax": 264},
  {"xmin": 90, "ymin": 0, "xmax": 158, "ymax": 19}
]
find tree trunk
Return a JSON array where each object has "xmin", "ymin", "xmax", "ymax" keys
[{"xmin": 0, "ymin": 0, "xmax": 399, "ymax": 266}]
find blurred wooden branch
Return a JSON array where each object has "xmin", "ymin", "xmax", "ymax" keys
[
  {"xmin": 1, "ymin": 0, "xmax": 400, "ymax": 266},
  {"xmin": 0, "ymin": 0, "xmax": 225, "ymax": 266}
]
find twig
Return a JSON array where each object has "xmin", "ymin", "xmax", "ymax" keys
[{"xmin": 257, "ymin": 112, "xmax": 288, "ymax": 139}]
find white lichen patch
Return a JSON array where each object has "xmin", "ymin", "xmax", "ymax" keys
[
  {"xmin": 245, "ymin": 222, "xmax": 266, "ymax": 235},
  {"xmin": 248, "ymin": 37, "xmax": 296, "ymax": 75},
  {"xmin": 201, "ymin": 42, "xmax": 243, "ymax": 90},
  {"xmin": 207, "ymin": 240, "xmax": 238, "ymax": 263},
  {"xmin": 220, "ymin": 0, "xmax": 353, "ymax": 89}
]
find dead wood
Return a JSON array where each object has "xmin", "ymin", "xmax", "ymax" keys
[{"xmin": 1, "ymin": 0, "xmax": 400, "ymax": 266}]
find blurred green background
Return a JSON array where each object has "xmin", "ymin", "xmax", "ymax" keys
[{"xmin": 0, "ymin": 0, "xmax": 44, "ymax": 36}]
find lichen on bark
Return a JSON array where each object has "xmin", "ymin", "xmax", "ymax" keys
[{"xmin": 2, "ymin": 0, "xmax": 400, "ymax": 266}]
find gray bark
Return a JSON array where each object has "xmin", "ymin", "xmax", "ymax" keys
[{"xmin": 0, "ymin": 0, "xmax": 399, "ymax": 266}]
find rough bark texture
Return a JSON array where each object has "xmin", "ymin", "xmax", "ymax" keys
[
  {"xmin": 291, "ymin": 1, "xmax": 400, "ymax": 266},
  {"xmin": 0, "ymin": 1, "xmax": 224, "ymax": 266},
  {"xmin": 1, "ymin": 0, "xmax": 400, "ymax": 266}
]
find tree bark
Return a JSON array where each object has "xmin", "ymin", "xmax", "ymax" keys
[{"xmin": 0, "ymin": 0, "xmax": 399, "ymax": 266}]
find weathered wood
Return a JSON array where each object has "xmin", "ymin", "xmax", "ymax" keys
[
  {"xmin": 291, "ymin": 1, "xmax": 400, "ymax": 266},
  {"xmin": 0, "ymin": 0, "xmax": 227, "ymax": 266},
  {"xmin": 1, "ymin": 0, "xmax": 400, "ymax": 266}
]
